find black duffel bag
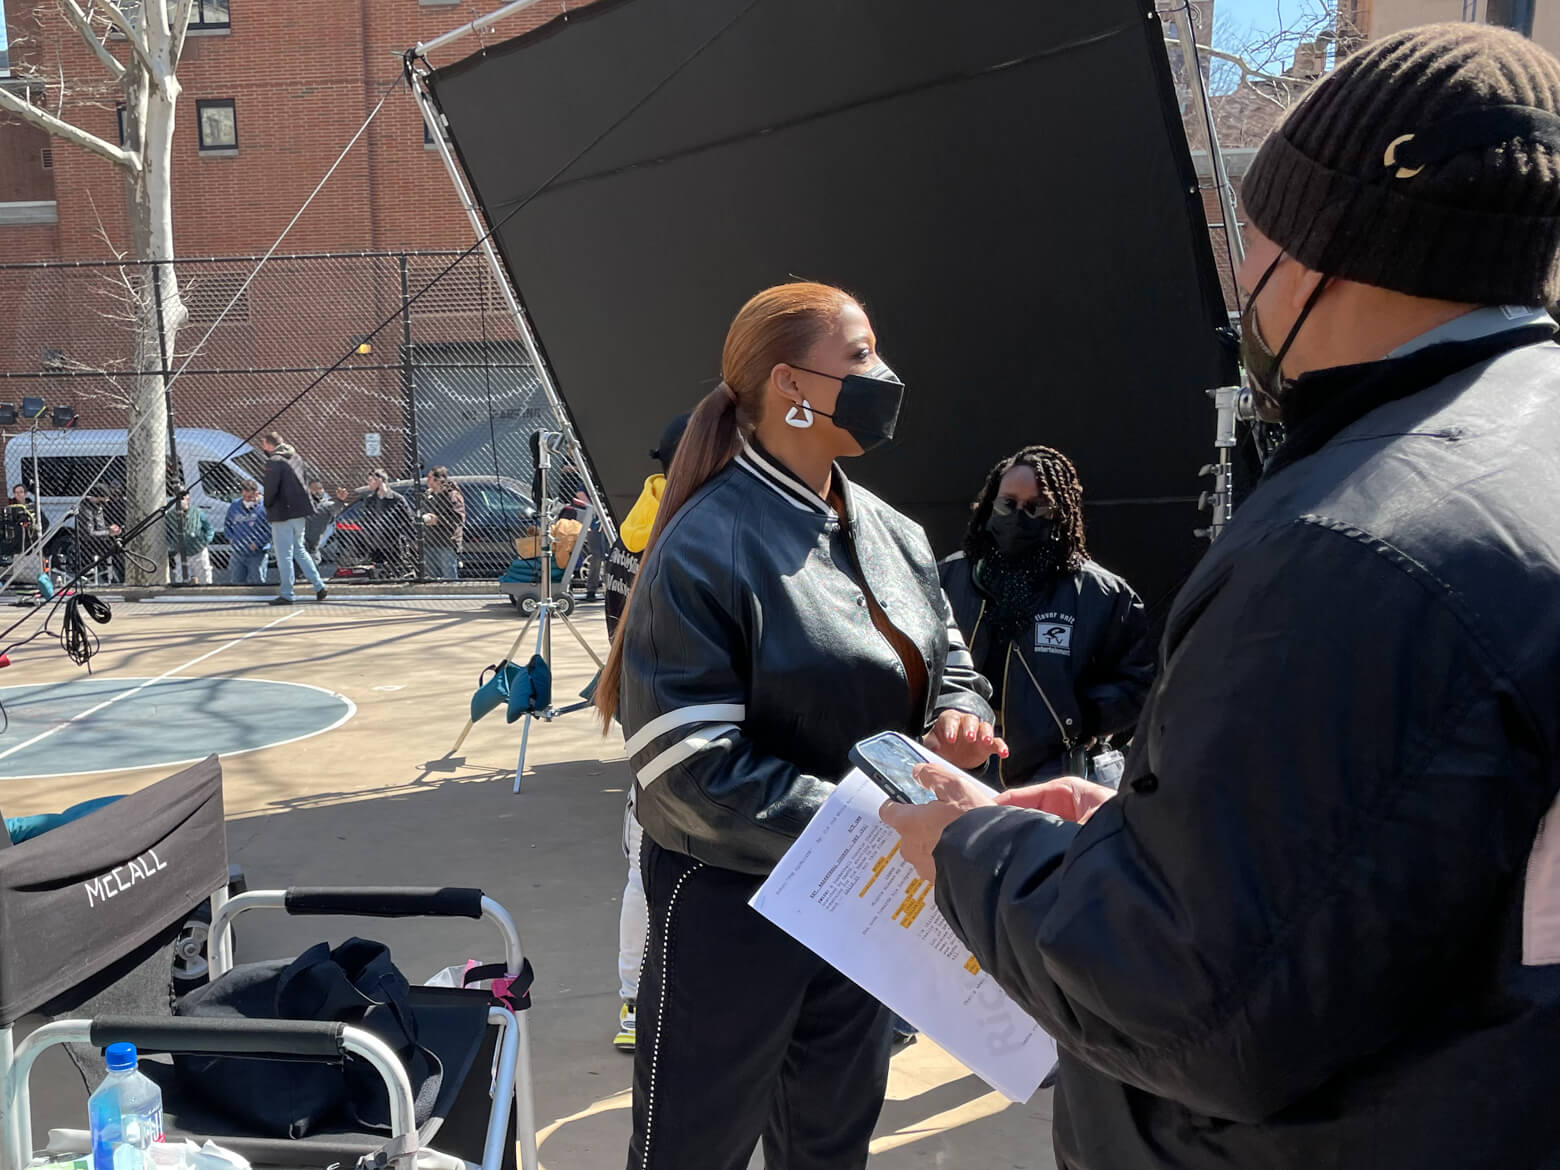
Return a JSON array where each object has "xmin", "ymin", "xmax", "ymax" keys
[{"xmin": 175, "ymin": 937, "xmax": 442, "ymax": 1138}]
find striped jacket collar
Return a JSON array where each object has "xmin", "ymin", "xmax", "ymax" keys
[{"xmin": 733, "ymin": 438, "xmax": 854, "ymax": 524}]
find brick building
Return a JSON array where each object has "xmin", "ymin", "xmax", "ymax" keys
[
  {"xmin": 0, "ymin": 0, "xmax": 597, "ymax": 496},
  {"xmin": 0, "ymin": 0, "xmax": 590, "ymax": 259}
]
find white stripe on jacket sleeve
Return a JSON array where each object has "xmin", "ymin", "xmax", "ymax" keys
[
  {"xmin": 623, "ymin": 703, "xmax": 747, "ymax": 759},
  {"xmin": 635, "ymin": 723, "xmax": 742, "ymax": 788}
]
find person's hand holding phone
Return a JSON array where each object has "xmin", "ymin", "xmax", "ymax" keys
[
  {"xmin": 924, "ymin": 710, "xmax": 1007, "ymax": 770},
  {"xmin": 879, "ymin": 762, "xmax": 997, "ymax": 881},
  {"xmin": 995, "ymin": 777, "xmax": 1116, "ymax": 825}
]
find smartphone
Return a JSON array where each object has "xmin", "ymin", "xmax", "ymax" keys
[{"xmin": 850, "ymin": 731, "xmax": 940, "ymax": 805}]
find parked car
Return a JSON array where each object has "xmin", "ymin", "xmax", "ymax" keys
[{"xmin": 316, "ymin": 475, "xmax": 537, "ymax": 579}]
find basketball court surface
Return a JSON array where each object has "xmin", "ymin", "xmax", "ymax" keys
[{"xmin": 1, "ymin": 592, "xmax": 1056, "ymax": 1170}]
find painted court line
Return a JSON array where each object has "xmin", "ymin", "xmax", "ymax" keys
[{"xmin": 0, "ymin": 608, "xmax": 302, "ymax": 762}]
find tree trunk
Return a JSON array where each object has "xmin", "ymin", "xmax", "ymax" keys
[{"xmin": 122, "ymin": 69, "xmax": 182, "ymax": 586}]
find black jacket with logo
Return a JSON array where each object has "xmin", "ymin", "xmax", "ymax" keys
[
  {"xmin": 932, "ymin": 328, "xmax": 1560, "ymax": 1169},
  {"xmin": 940, "ymin": 554, "xmax": 1152, "ymax": 785},
  {"xmin": 618, "ymin": 441, "xmax": 993, "ymax": 875}
]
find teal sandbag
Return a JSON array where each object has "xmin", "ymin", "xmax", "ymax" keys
[
  {"xmin": 505, "ymin": 654, "xmax": 554, "ymax": 723},
  {"xmin": 471, "ymin": 660, "xmax": 522, "ymax": 723}
]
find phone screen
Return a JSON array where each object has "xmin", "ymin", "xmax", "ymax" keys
[{"xmin": 855, "ymin": 733, "xmax": 939, "ymax": 805}]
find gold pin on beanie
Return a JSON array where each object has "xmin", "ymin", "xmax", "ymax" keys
[{"xmin": 1241, "ymin": 23, "xmax": 1560, "ymax": 305}]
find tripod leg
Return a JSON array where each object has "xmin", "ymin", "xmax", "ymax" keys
[
  {"xmin": 557, "ymin": 612, "xmax": 606, "ymax": 669},
  {"xmin": 515, "ymin": 712, "xmax": 533, "ymax": 795},
  {"xmin": 514, "ymin": 608, "xmax": 551, "ymax": 795},
  {"xmin": 448, "ymin": 719, "xmax": 476, "ymax": 757}
]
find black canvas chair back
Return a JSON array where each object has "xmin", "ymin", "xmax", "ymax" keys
[{"xmin": 0, "ymin": 755, "xmax": 226, "ymax": 1031}]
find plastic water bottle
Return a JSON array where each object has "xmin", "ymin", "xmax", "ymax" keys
[{"xmin": 88, "ymin": 1043, "xmax": 163, "ymax": 1170}]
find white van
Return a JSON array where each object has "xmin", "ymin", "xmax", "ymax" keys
[{"xmin": 4, "ymin": 427, "xmax": 268, "ymax": 556}]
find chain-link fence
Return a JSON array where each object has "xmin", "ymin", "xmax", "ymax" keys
[{"xmin": 0, "ymin": 251, "xmax": 580, "ymax": 583}]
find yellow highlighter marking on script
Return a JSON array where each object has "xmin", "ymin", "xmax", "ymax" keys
[{"xmin": 858, "ymin": 842, "xmax": 900, "ymax": 897}]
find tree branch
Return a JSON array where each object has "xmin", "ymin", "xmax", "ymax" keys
[
  {"xmin": 61, "ymin": 0, "xmax": 127, "ymax": 80},
  {"xmin": 169, "ymin": 0, "xmax": 197, "ymax": 65},
  {"xmin": 0, "ymin": 84, "xmax": 140, "ymax": 170},
  {"xmin": 98, "ymin": 0, "xmax": 156, "ymax": 75},
  {"xmin": 1163, "ymin": 38, "xmax": 1315, "ymax": 90}
]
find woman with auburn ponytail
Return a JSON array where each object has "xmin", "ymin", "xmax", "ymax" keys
[{"xmin": 599, "ymin": 282, "xmax": 1001, "ymax": 1170}]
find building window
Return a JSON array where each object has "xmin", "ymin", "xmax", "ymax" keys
[
  {"xmin": 117, "ymin": 103, "xmax": 128, "ymax": 147},
  {"xmin": 189, "ymin": 0, "xmax": 230, "ymax": 29},
  {"xmin": 196, "ymin": 99, "xmax": 237, "ymax": 152},
  {"xmin": 1487, "ymin": 0, "xmax": 1535, "ymax": 35},
  {"xmin": 40, "ymin": 148, "xmax": 52, "ymax": 170}
]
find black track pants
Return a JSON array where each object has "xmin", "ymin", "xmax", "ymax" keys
[{"xmin": 628, "ymin": 838, "xmax": 893, "ymax": 1170}]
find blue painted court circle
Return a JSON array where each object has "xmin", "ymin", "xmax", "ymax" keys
[{"xmin": 0, "ymin": 677, "xmax": 355, "ymax": 779}]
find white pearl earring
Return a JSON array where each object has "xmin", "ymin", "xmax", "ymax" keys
[{"xmin": 785, "ymin": 401, "xmax": 815, "ymax": 429}]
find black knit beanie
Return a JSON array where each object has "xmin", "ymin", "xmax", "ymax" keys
[{"xmin": 1241, "ymin": 23, "xmax": 1560, "ymax": 305}]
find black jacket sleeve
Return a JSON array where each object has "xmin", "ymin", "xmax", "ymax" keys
[
  {"xmin": 931, "ymin": 520, "xmax": 1554, "ymax": 1122},
  {"xmin": 622, "ymin": 540, "xmax": 835, "ymax": 875},
  {"xmin": 262, "ymin": 458, "xmax": 283, "ymax": 513},
  {"xmin": 931, "ymin": 588, "xmax": 995, "ymax": 726},
  {"xmin": 1076, "ymin": 580, "xmax": 1154, "ymax": 740}
]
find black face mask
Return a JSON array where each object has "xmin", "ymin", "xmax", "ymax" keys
[
  {"xmin": 987, "ymin": 510, "xmax": 1057, "ymax": 559},
  {"xmin": 1239, "ymin": 252, "xmax": 1330, "ymax": 424},
  {"xmin": 790, "ymin": 362, "xmax": 905, "ymax": 452}
]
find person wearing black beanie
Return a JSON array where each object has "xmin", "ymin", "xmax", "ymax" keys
[{"xmin": 879, "ymin": 23, "xmax": 1560, "ymax": 1170}]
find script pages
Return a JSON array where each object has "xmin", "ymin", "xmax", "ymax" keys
[{"xmin": 750, "ymin": 769, "xmax": 1056, "ymax": 1101}]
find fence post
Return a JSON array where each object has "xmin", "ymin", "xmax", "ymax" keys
[{"xmin": 400, "ymin": 254, "xmax": 425, "ymax": 577}]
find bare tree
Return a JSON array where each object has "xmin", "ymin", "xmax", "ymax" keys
[
  {"xmin": 0, "ymin": 0, "xmax": 192, "ymax": 583},
  {"xmin": 1160, "ymin": 1, "xmax": 1354, "ymax": 149}
]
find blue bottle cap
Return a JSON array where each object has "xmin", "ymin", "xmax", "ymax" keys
[{"xmin": 104, "ymin": 1042, "xmax": 137, "ymax": 1072}]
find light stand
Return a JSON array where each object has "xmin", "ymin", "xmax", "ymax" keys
[
  {"xmin": 508, "ymin": 431, "xmax": 605, "ymax": 792},
  {"xmin": 1195, "ymin": 384, "xmax": 1254, "ymax": 542}
]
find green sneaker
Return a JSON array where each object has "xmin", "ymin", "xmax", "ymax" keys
[{"xmin": 614, "ymin": 1000, "xmax": 636, "ymax": 1053}]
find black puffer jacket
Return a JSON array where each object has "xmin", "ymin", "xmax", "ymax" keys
[
  {"xmin": 940, "ymin": 554, "xmax": 1152, "ymax": 785},
  {"xmin": 620, "ymin": 440, "xmax": 994, "ymax": 875},
  {"xmin": 933, "ymin": 328, "xmax": 1560, "ymax": 1168}
]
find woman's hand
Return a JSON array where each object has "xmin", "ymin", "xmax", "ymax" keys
[
  {"xmin": 924, "ymin": 710, "xmax": 1008, "ymax": 770},
  {"xmin": 995, "ymin": 776, "xmax": 1116, "ymax": 824},
  {"xmin": 879, "ymin": 762, "xmax": 997, "ymax": 880}
]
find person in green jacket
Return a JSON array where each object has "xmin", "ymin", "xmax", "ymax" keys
[{"xmin": 166, "ymin": 493, "xmax": 215, "ymax": 584}]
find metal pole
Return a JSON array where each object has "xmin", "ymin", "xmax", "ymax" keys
[
  {"xmin": 413, "ymin": 0, "xmax": 553, "ymax": 59},
  {"xmin": 1182, "ymin": 19, "xmax": 1245, "ymax": 269},
  {"xmin": 29, "ymin": 420, "xmax": 40, "ymax": 565},
  {"xmin": 400, "ymin": 254, "xmax": 425, "ymax": 577},
  {"xmin": 406, "ymin": 67, "xmax": 617, "ymax": 544}
]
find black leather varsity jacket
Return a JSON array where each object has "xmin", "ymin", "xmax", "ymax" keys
[{"xmin": 618, "ymin": 440, "xmax": 994, "ymax": 875}]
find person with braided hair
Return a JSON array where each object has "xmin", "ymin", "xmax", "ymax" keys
[{"xmin": 940, "ymin": 445, "xmax": 1153, "ymax": 789}]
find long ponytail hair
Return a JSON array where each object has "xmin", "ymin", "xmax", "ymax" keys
[{"xmin": 595, "ymin": 281, "xmax": 858, "ymax": 728}]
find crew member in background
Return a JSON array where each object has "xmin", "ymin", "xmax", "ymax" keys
[
  {"xmin": 601, "ymin": 410, "xmax": 688, "ymax": 1053},
  {"xmin": 261, "ymin": 431, "xmax": 329, "ymax": 605},
  {"xmin": 882, "ymin": 26, "xmax": 1560, "ymax": 1169},
  {"xmin": 597, "ymin": 283, "xmax": 1000, "ymax": 1170},
  {"xmin": 337, "ymin": 470, "xmax": 416, "ymax": 573},
  {"xmin": 223, "ymin": 480, "xmax": 270, "ymax": 586},
  {"xmin": 419, "ymin": 466, "xmax": 466, "ymax": 580},
  {"xmin": 941, "ymin": 445, "xmax": 1153, "ymax": 790},
  {"xmin": 305, "ymin": 476, "xmax": 340, "ymax": 559},
  {"xmin": 165, "ymin": 493, "xmax": 214, "ymax": 584},
  {"xmin": 5, "ymin": 484, "xmax": 36, "ymax": 557},
  {"xmin": 76, "ymin": 485, "xmax": 122, "ymax": 582}
]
